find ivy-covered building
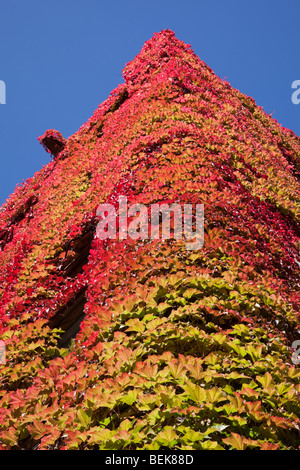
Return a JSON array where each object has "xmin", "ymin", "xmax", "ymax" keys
[{"xmin": 0, "ymin": 30, "xmax": 299, "ymax": 450}]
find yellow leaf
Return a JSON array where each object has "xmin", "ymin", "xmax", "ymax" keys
[
  {"xmin": 256, "ymin": 371, "xmax": 273, "ymax": 389},
  {"xmin": 183, "ymin": 383, "xmax": 206, "ymax": 404},
  {"xmin": 186, "ymin": 359, "xmax": 203, "ymax": 381},
  {"xmin": 168, "ymin": 360, "xmax": 186, "ymax": 380},
  {"xmin": 156, "ymin": 426, "xmax": 178, "ymax": 447},
  {"xmin": 223, "ymin": 433, "xmax": 247, "ymax": 450},
  {"xmin": 206, "ymin": 387, "xmax": 226, "ymax": 404}
]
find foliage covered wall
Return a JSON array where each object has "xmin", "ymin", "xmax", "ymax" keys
[{"xmin": 0, "ymin": 30, "xmax": 299, "ymax": 450}]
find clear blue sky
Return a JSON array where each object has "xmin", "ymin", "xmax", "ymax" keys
[{"xmin": 0, "ymin": 0, "xmax": 299, "ymax": 206}]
